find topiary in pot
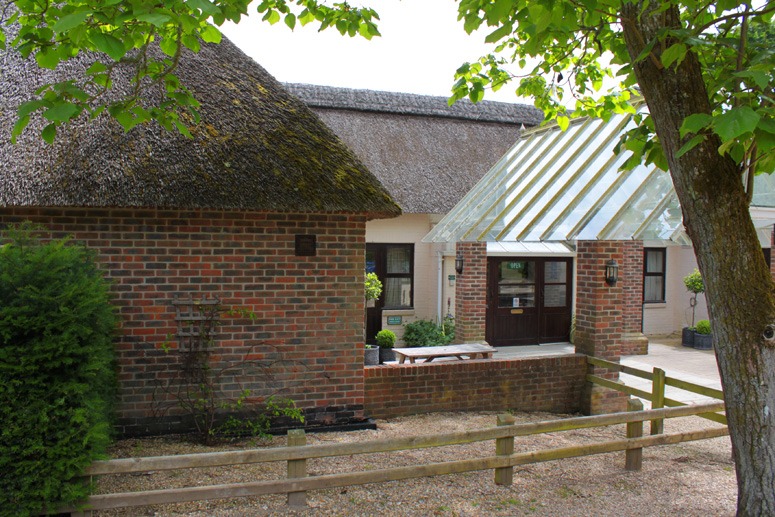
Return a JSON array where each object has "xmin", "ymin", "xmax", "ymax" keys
[
  {"xmin": 682, "ymin": 269, "xmax": 705, "ymax": 346},
  {"xmin": 693, "ymin": 319, "xmax": 713, "ymax": 350},
  {"xmin": 364, "ymin": 344, "xmax": 379, "ymax": 366},
  {"xmin": 376, "ymin": 329, "xmax": 397, "ymax": 363}
]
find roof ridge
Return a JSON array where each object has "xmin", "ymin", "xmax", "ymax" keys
[{"xmin": 284, "ymin": 83, "xmax": 544, "ymax": 126}]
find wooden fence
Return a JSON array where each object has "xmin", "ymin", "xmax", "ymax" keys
[
  {"xmin": 63, "ymin": 400, "xmax": 727, "ymax": 514},
  {"xmin": 586, "ymin": 356, "xmax": 727, "ymax": 429}
]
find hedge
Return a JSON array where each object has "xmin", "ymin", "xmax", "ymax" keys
[{"xmin": 0, "ymin": 224, "xmax": 117, "ymax": 516}]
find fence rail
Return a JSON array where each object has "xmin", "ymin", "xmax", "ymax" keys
[
  {"xmin": 586, "ymin": 356, "xmax": 727, "ymax": 425},
  {"xmin": 63, "ymin": 401, "xmax": 727, "ymax": 514}
]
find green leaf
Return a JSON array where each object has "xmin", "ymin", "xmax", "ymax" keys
[
  {"xmin": 53, "ymin": 11, "xmax": 90, "ymax": 33},
  {"xmin": 41, "ymin": 124, "xmax": 57, "ymax": 144},
  {"xmin": 18, "ymin": 100, "xmax": 46, "ymax": 119},
  {"xmin": 284, "ymin": 13, "xmax": 296, "ymax": 30},
  {"xmin": 89, "ymin": 33, "xmax": 126, "ymax": 61},
  {"xmin": 676, "ymin": 134, "xmax": 705, "ymax": 158},
  {"xmin": 174, "ymin": 120, "xmax": 193, "ymax": 138},
  {"xmin": 35, "ymin": 49, "xmax": 60, "ymax": 70},
  {"xmin": 187, "ymin": 0, "xmax": 221, "ymax": 16},
  {"xmin": 200, "ymin": 25, "xmax": 222, "ymax": 44},
  {"xmin": 713, "ymin": 106, "xmax": 761, "ymax": 142},
  {"xmin": 43, "ymin": 103, "xmax": 80, "ymax": 123},
  {"xmin": 135, "ymin": 13, "xmax": 172, "ymax": 27},
  {"xmin": 660, "ymin": 43, "xmax": 687, "ymax": 69},
  {"xmin": 680, "ymin": 113, "xmax": 712, "ymax": 138},
  {"xmin": 557, "ymin": 115, "xmax": 570, "ymax": 131},
  {"xmin": 11, "ymin": 115, "xmax": 30, "ymax": 143}
]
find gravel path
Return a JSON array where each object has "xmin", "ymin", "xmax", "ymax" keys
[{"xmin": 94, "ymin": 411, "xmax": 735, "ymax": 516}]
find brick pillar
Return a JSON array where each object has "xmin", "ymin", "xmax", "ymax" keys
[
  {"xmin": 621, "ymin": 241, "xmax": 649, "ymax": 355},
  {"xmin": 575, "ymin": 240, "xmax": 628, "ymax": 414},
  {"xmin": 454, "ymin": 241, "xmax": 487, "ymax": 344}
]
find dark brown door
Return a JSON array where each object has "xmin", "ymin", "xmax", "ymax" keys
[{"xmin": 486, "ymin": 257, "xmax": 573, "ymax": 346}]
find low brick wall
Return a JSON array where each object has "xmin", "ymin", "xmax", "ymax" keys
[{"xmin": 364, "ymin": 354, "xmax": 587, "ymax": 419}]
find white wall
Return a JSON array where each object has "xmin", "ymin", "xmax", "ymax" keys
[
  {"xmin": 642, "ymin": 245, "xmax": 708, "ymax": 335},
  {"xmin": 366, "ymin": 214, "xmax": 451, "ymax": 324}
]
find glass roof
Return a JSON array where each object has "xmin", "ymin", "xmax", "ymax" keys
[{"xmin": 424, "ymin": 110, "xmax": 775, "ymax": 244}]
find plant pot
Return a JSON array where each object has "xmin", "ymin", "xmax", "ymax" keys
[
  {"xmin": 681, "ymin": 327, "xmax": 695, "ymax": 347},
  {"xmin": 379, "ymin": 347, "xmax": 396, "ymax": 364},
  {"xmin": 364, "ymin": 347, "xmax": 379, "ymax": 365},
  {"xmin": 693, "ymin": 333, "xmax": 713, "ymax": 350}
]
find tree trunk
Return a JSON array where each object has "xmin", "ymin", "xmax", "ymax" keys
[{"xmin": 620, "ymin": 3, "xmax": 775, "ymax": 514}]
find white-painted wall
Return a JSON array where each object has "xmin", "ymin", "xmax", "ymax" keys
[
  {"xmin": 642, "ymin": 245, "xmax": 708, "ymax": 335},
  {"xmin": 366, "ymin": 214, "xmax": 453, "ymax": 325}
]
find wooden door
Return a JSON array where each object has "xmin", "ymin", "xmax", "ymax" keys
[{"xmin": 486, "ymin": 257, "xmax": 573, "ymax": 346}]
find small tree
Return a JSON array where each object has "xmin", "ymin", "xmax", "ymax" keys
[
  {"xmin": 683, "ymin": 269, "xmax": 705, "ymax": 328},
  {"xmin": 365, "ymin": 272, "xmax": 383, "ymax": 302}
]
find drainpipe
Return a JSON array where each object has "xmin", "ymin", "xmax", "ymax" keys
[{"xmin": 437, "ymin": 250, "xmax": 444, "ymax": 324}]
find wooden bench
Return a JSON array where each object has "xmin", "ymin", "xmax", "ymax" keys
[{"xmin": 392, "ymin": 343, "xmax": 497, "ymax": 364}]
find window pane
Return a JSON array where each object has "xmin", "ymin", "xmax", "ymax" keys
[
  {"xmin": 645, "ymin": 250, "xmax": 664, "ymax": 273},
  {"xmin": 498, "ymin": 285, "xmax": 535, "ymax": 308},
  {"xmin": 385, "ymin": 277, "xmax": 412, "ymax": 307},
  {"xmin": 387, "ymin": 247, "xmax": 411, "ymax": 274},
  {"xmin": 644, "ymin": 276, "xmax": 664, "ymax": 302},
  {"xmin": 544, "ymin": 285, "xmax": 567, "ymax": 307},
  {"xmin": 365, "ymin": 249, "xmax": 376, "ymax": 274},
  {"xmin": 500, "ymin": 261, "xmax": 535, "ymax": 283},
  {"xmin": 544, "ymin": 261, "xmax": 567, "ymax": 283}
]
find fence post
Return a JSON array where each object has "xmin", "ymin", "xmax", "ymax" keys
[
  {"xmin": 625, "ymin": 398, "xmax": 644, "ymax": 471},
  {"xmin": 287, "ymin": 429, "xmax": 307, "ymax": 508},
  {"xmin": 651, "ymin": 367, "xmax": 666, "ymax": 435},
  {"xmin": 495, "ymin": 413, "xmax": 517, "ymax": 485}
]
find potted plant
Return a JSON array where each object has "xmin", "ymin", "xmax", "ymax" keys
[
  {"xmin": 682, "ymin": 269, "xmax": 705, "ymax": 347},
  {"xmin": 364, "ymin": 344, "xmax": 379, "ymax": 365},
  {"xmin": 375, "ymin": 329, "xmax": 397, "ymax": 363},
  {"xmin": 693, "ymin": 319, "xmax": 713, "ymax": 350},
  {"xmin": 365, "ymin": 272, "xmax": 382, "ymax": 308}
]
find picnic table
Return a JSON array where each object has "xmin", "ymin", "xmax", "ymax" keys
[{"xmin": 392, "ymin": 343, "xmax": 496, "ymax": 364}]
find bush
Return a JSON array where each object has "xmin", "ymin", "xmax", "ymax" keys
[
  {"xmin": 365, "ymin": 272, "xmax": 382, "ymax": 301},
  {"xmin": 0, "ymin": 224, "xmax": 117, "ymax": 516},
  {"xmin": 375, "ymin": 329, "xmax": 396, "ymax": 348},
  {"xmin": 402, "ymin": 319, "xmax": 455, "ymax": 347},
  {"xmin": 695, "ymin": 319, "xmax": 712, "ymax": 335}
]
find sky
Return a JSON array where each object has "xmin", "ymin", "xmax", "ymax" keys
[{"xmin": 220, "ymin": 0, "xmax": 528, "ymax": 104}]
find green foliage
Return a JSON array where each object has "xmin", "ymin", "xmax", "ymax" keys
[
  {"xmin": 364, "ymin": 272, "xmax": 382, "ymax": 301},
  {"xmin": 695, "ymin": 319, "xmax": 712, "ymax": 335},
  {"xmin": 0, "ymin": 222, "xmax": 117, "ymax": 516},
  {"xmin": 375, "ymin": 329, "xmax": 396, "ymax": 348},
  {"xmin": 4, "ymin": 0, "xmax": 380, "ymax": 142},
  {"xmin": 215, "ymin": 395, "xmax": 304, "ymax": 440},
  {"xmin": 451, "ymin": 0, "xmax": 775, "ymax": 180},
  {"xmin": 683, "ymin": 269, "xmax": 705, "ymax": 294},
  {"xmin": 402, "ymin": 319, "xmax": 455, "ymax": 348}
]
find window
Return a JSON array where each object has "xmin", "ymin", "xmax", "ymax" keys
[
  {"xmin": 366, "ymin": 244, "xmax": 414, "ymax": 308},
  {"xmin": 643, "ymin": 248, "xmax": 666, "ymax": 303}
]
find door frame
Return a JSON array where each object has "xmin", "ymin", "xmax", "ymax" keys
[{"xmin": 485, "ymin": 256, "xmax": 574, "ymax": 346}]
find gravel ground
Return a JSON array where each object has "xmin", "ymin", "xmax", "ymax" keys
[{"xmin": 94, "ymin": 411, "xmax": 735, "ymax": 516}]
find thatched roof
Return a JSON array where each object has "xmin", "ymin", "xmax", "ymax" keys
[
  {"xmin": 0, "ymin": 30, "xmax": 400, "ymax": 218},
  {"xmin": 286, "ymin": 84, "xmax": 544, "ymax": 213}
]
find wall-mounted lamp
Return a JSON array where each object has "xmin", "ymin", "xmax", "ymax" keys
[
  {"xmin": 455, "ymin": 253, "xmax": 464, "ymax": 275},
  {"xmin": 605, "ymin": 259, "xmax": 619, "ymax": 286}
]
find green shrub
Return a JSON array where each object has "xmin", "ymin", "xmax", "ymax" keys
[
  {"xmin": 402, "ymin": 319, "xmax": 455, "ymax": 347},
  {"xmin": 695, "ymin": 319, "xmax": 712, "ymax": 335},
  {"xmin": 365, "ymin": 272, "xmax": 382, "ymax": 301},
  {"xmin": 375, "ymin": 329, "xmax": 396, "ymax": 348},
  {"xmin": 683, "ymin": 269, "xmax": 705, "ymax": 294},
  {"xmin": 0, "ymin": 223, "xmax": 117, "ymax": 516}
]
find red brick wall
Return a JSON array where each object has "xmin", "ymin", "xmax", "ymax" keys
[
  {"xmin": 454, "ymin": 241, "xmax": 487, "ymax": 343},
  {"xmin": 364, "ymin": 355, "xmax": 586, "ymax": 419},
  {"xmin": 575, "ymin": 241, "xmax": 628, "ymax": 414},
  {"xmin": 0, "ymin": 208, "xmax": 368, "ymax": 435},
  {"xmin": 621, "ymin": 241, "xmax": 648, "ymax": 355}
]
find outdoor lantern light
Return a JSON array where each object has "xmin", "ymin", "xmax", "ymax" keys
[
  {"xmin": 605, "ymin": 259, "xmax": 619, "ymax": 286},
  {"xmin": 455, "ymin": 253, "xmax": 464, "ymax": 275}
]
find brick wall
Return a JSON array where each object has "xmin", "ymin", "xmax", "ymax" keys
[
  {"xmin": 364, "ymin": 355, "xmax": 586, "ymax": 419},
  {"xmin": 0, "ymin": 208, "xmax": 368, "ymax": 435},
  {"xmin": 454, "ymin": 241, "xmax": 487, "ymax": 343},
  {"xmin": 621, "ymin": 241, "xmax": 648, "ymax": 355},
  {"xmin": 574, "ymin": 241, "xmax": 628, "ymax": 414}
]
